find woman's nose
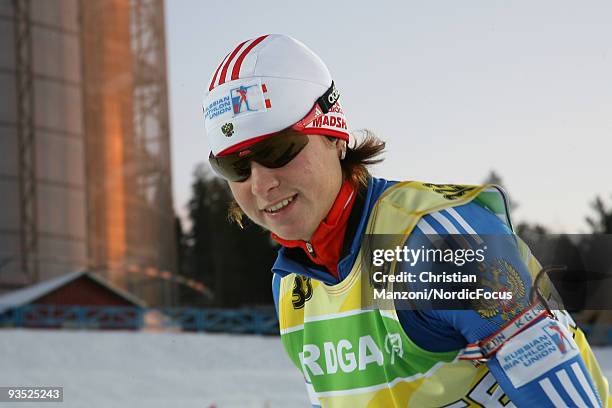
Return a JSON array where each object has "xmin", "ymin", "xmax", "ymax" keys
[{"xmin": 250, "ymin": 161, "xmax": 280, "ymax": 196}]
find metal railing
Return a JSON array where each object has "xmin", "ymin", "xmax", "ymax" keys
[
  {"xmin": 0, "ymin": 304, "xmax": 279, "ymax": 334},
  {"xmin": 2, "ymin": 304, "xmax": 612, "ymax": 344}
]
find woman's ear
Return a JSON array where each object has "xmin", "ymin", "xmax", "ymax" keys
[{"xmin": 336, "ymin": 139, "xmax": 347, "ymax": 160}]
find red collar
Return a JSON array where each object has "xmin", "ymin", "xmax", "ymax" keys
[{"xmin": 271, "ymin": 180, "xmax": 356, "ymax": 279}]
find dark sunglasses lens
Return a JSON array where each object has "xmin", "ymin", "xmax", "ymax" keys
[
  {"xmin": 209, "ymin": 153, "xmax": 251, "ymax": 182},
  {"xmin": 255, "ymin": 134, "xmax": 308, "ymax": 168},
  {"xmin": 209, "ymin": 133, "xmax": 309, "ymax": 182}
]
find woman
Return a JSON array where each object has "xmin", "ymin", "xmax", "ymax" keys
[{"xmin": 204, "ymin": 34, "xmax": 608, "ymax": 407}]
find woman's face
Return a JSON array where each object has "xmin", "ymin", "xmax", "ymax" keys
[{"xmin": 228, "ymin": 136, "xmax": 344, "ymax": 241}]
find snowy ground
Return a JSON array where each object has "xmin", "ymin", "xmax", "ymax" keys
[
  {"xmin": 0, "ymin": 329, "xmax": 308, "ymax": 408},
  {"xmin": 1, "ymin": 329, "xmax": 611, "ymax": 408}
]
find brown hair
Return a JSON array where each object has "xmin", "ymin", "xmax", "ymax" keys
[{"xmin": 227, "ymin": 129, "xmax": 386, "ymax": 228}]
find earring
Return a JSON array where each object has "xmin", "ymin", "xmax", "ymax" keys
[{"xmin": 340, "ymin": 149, "xmax": 346, "ymax": 160}]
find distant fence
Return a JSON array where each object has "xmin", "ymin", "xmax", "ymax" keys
[
  {"xmin": 0, "ymin": 304, "xmax": 279, "ymax": 335},
  {"xmin": 1, "ymin": 304, "xmax": 612, "ymax": 344}
]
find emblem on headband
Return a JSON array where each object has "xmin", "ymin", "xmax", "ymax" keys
[
  {"xmin": 229, "ymin": 82, "xmax": 271, "ymax": 118},
  {"xmin": 327, "ymin": 83, "xmax": 340, "ymax": 107},
  {"xmin": 221, "ymin": 122, "xmax": 234, "ymax": 137}
]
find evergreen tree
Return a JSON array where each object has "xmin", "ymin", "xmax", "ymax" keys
[
  {"xmin": 577, "ymin": 195, "xmax": 612, "ymax": 344},
  {"xmin": 185, "ymin": 165, "xmax": 277, "ymax": 307},
  {"xmin": 585, "ymin": 195, "xmax": 612, "ymax": 234}
]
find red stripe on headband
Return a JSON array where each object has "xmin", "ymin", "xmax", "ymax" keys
[
  {"xmin": 216, "ymin": 132, "xmax": 278, "ymax": 156},
  {"xmin": 296, "ymin": 125, "xmax": 349, "ymax": 139},
  {"xmin": 209, "ymin": 53, "xmax": 229, "ymax": 91},
  {"xmin": 230, "ymin": 35, "xmax": 269, "ymax": 81},
  {"xmin": 217, "ymin": 40, "xmax": 248, "ymax": 87}
]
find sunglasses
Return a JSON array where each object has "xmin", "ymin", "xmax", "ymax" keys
[{"xmin": 209, "ymin": 132, "xmax": 309, "ymax": 182}]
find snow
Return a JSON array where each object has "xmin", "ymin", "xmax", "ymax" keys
[
  {"xmin": 1, "ymin": 328, "xmax": 611, "ymax": 408},
  {"xmin": 0, "ymin": 329, "xmax": 308, "ymax": 408}
]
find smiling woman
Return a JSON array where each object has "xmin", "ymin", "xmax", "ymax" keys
[
  {"xmin": 201, "ymin": 34, "xmax": 610, "ymax": 407},
  {"xmin": 226, "ymin": 130, "xmax": 385, "ymax": 230},
  {"xmin": 229, "ymin": 133, "xmax": 343, "ymax": 241}
]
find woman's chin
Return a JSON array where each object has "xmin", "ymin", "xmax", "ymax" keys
[
  {"xmin": 273, "ymin": 230, "xmax": 302, "ymax": 241},
  {"xmin": 270, "ymin": 225, "xmax": 311, "ymax": 241}
]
